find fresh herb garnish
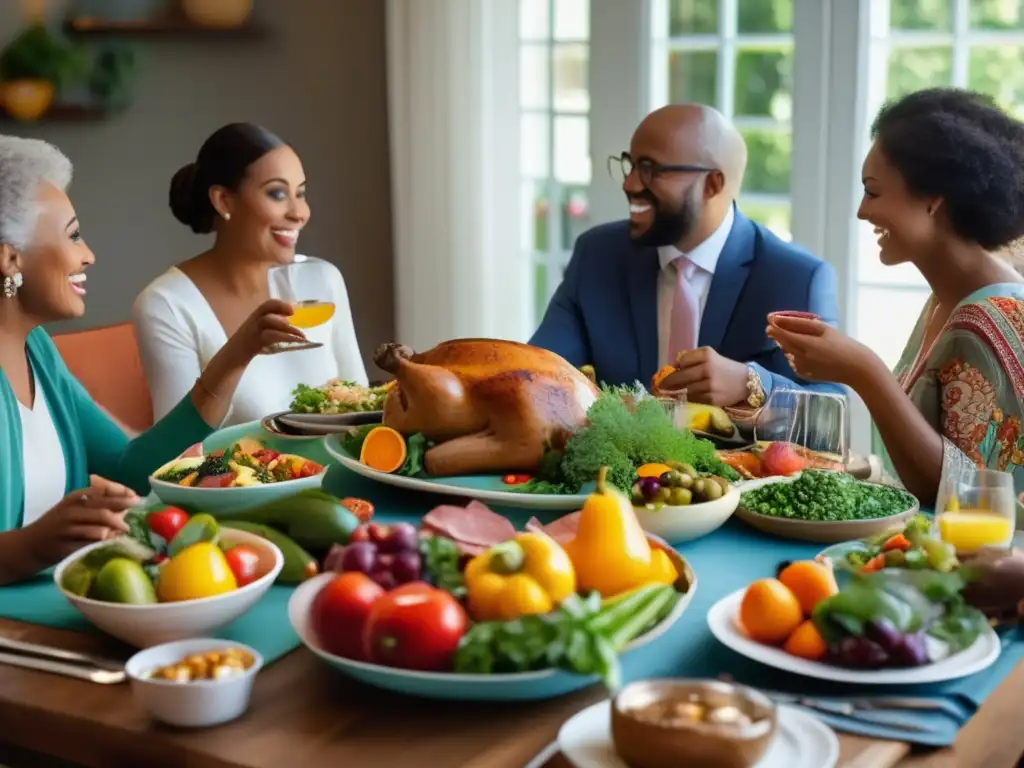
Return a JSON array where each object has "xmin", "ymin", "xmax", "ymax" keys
[
  {"xmin": 418, "ymin": 535, "xmax": 466, "ymax": 598},
  {"xmin": 741, "ymin": 469, "xmax": 915, "ymax": 521}
]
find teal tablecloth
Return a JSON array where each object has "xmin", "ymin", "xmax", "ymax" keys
[{"xmin": 1, "ymin": 421, "xmax": 1021, "ymax": 747}]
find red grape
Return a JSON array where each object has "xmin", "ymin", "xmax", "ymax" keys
[
  {"xmin": 392, "ymin": 550, "xmax": 422, "ymax": 584},
  {"xmin": 340, "ymin": 542, "xmax": 378, "ymax": 574},
  {"xmin": 388, "ymin": 523, "xmax": 420, "ymax": 552},
  {"xmin": 369, "ymin": 567, "xmax": 396, "ymax": 590}
]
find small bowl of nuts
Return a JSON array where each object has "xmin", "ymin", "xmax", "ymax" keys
[{"xmin": 125, "ymin": 638, "xmax": 263, "ymax": 728}]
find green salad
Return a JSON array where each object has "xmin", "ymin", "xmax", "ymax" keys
[
  {"xmin": 741, "ymin": 469, "xmax": 915, "ymax": 522},
  {"xmin": 290, "ymin": 380, "xmax": 391, "ymax": 414}
]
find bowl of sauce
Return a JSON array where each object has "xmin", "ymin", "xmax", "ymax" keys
[{"xmin": 611, "ymin": 678, "xmax": 777, "ymax": 768}]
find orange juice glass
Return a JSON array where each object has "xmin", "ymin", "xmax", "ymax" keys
[{"xmin": 935, "ymin": 468, "xmax": 1015, "ymax": 556}]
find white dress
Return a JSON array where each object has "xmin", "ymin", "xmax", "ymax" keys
[
  {"xmin": 132, "ymin": 256, "xmax": 369, "ymax": 426},
  {"xmin": 20, "ymin": 384, "xmax": 67, "ymax": 527}
]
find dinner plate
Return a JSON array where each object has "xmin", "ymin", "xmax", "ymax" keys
[
  {"xmin": 734, "ymin": 474, "xmax": 919, "ymax": 544},
  {"xmin": 323, "ymin": 433, "xmax": 591, "ymax": 511},
  {"xmin": 276, "ymin": 410, "xmax": 383, "ymax": 435},
  {"xmin": 557, "ymin": 699, "xmax": 839, "ymax": 768},
  {"xmin": 288, "ymin": 550, "xmax": 697, "ymax": 701},
  {"xmin": 706, "ymin": 588, "xmax": 1001, "ymax": 685}
]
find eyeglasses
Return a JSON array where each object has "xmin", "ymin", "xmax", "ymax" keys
[{"xmin": 607, "ymin": 152, "xmax": 717, "ymax": 188}]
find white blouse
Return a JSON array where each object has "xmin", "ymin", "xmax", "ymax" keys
[
  {"xmin": 20, "ymin": 384, "xmax": 67, "ymax": 526},
  {"xmin": 132, "ymin": 256, "xmax": 368, "ymax": 427}
]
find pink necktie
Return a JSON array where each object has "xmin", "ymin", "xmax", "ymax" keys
[{"xmin": 668, "ymin": 256, "xmax": 699, "ymax": 364}]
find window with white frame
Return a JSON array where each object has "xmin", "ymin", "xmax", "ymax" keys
[
  {"xmin": 854, "ymin": 0, "xmax": 1024, "ymax": 369},
  {"xmin": 648, "ymin": 0, "xmax": 794, "ymax": 241},
  {"xmin": 520, "ymin": 0, "xmax": 592, "ymax": 325}
]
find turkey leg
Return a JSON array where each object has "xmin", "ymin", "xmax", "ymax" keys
[{"xmin": 424, "ymin": 431, "xmax": 541, "ymax": 477}]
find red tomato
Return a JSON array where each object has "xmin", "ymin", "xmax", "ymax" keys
[
  {"xmin": 349, "ymin": 526, "xmax": 372, "ymax": 543},
  {"xmin": 224, "ymin": 544, "xmax": 262, "ymax": 587},
  {"xmin": 147, "ymin": 506, "xmax": 189, "ymax": 542},
  {"xmin": 341, "ymin": 498, "xmax": 374, "ymax": 524},
  {"xmin": 312, "ymin": 572, "xmax": 384, "ymax": 660},
  {"xmin": 253, "ymin": 448, "xmax": 281, "ymax": 464},
  {"xmin": 363, "ymin": 582, "xmax": 468, "ymax": 671},
  {"xmin": 299, "ymin": 460, "xmax": 324, "ymax": 477},
  {"xmin": 502, "ymin": 474, "xmax": 531, "ymax": 485}
]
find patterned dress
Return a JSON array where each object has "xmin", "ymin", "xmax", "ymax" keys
[{"xmin": 872, "ymin": 283, "xmax": 1024, "ymax": 522}]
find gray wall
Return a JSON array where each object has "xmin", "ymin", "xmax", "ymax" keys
[{"xmin": 1, "ymin": 0, "xmax": 394, "ymax": 371}]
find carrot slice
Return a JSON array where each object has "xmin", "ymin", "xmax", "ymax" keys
[{"xmin": 359, "ymin": 427, "xmax": 408, "ymax": 473}]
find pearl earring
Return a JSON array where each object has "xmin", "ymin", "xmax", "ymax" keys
[{"xmin": 223, "ymin": 212, "xmax": 231, "ymax": 221}]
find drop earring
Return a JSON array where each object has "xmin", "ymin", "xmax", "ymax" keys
[{"xmin": 3, "ymin": 272, "xmax": 22, "ymax": 298}]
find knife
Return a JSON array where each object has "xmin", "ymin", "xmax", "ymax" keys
[
  {"xmin": 0, "ymin": 651, "xmax": 125, "ymax": 684},
  {"xmin": 0, "ymin": 636, "xmax": 124, "ymax": 671}
]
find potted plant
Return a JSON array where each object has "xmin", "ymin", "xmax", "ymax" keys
[
  {"xmin": 87, "ymin": 42, "xmax": 139, "ymax": 113},
  {"xmin": 0, "ymin": 23, "xmax": 88, "ymax": 121}
]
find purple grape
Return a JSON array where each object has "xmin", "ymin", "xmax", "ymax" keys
[
  {"xmin": 864, "ymin": 618, "xmax": 903, "ymax": 652},
  {"xmin": 392, "ymin": 550, "xmax": 422, "ymax": 584},
  {"xmin": 889, "ymin": 632, "xmax": 929, "ymax": 667},
  {"xmin": 388, "ymin": 522, "xmax": 420, "ymax": 553},
  {"xmin": 637, "ymin": 476, "xmax": 662, "ymax": 501},
  {"xmin": 323, "ymin": 543, "xmax": 348, "ymax": 573},
  {"xmin": 369, "ymin": 567, "xmax": 396, "ymax": 590},
  {"xmin": 835, "ymin": 636, "xmax": 889, "ymax": 668},
  {"xmin": 340, "ymin": 542, "xmax": 378, "ymax": 574}
]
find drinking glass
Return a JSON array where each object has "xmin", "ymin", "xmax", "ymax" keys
[
  {"xmin": 655, "ymin": 388, "xmax": 689, "ymax": 431},
  {"xmin": 266, "ymin": 257, "xmax": 333, "ymax": 353},
  {"xmin": 935, "ymin": 467, "xmax": 1015, "ymax": 555},
  {"xmin": 753, "ymin": 388, "xmax": 850, "ymax": 469}
]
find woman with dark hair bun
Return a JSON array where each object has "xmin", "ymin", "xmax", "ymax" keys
[
  {"xmin": 133, "ymin": 123, "xmax": 367, "ymax": 425},
  {"xmin": 767, "ymin": 88, "xmax": 1024, "ymax": 510}
]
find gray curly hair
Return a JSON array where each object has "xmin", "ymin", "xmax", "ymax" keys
[{"xmin": 0, "ymin": 135, "xmax": 73, "ymax": 251}]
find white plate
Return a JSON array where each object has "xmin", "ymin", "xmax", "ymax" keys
[
  {"xmin": 558, "ymin": 699, "xmax": 839, "ymax": 768},
  {"xmin": 707, "ymin": 588, "xmax": 1000, "ymax": 685},
  {"xmin": 324, "ymin": 433, "xmax": 589, "ymax": 511}
]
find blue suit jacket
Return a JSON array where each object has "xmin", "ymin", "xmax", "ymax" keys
[{"xmin": 529, "ymin": 211, "xmax": 843, "ymax": 397}]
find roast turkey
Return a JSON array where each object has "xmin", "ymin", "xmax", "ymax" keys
[{"xmin": 374, "ymin": 339, "xmax": 598, "ymax": 477}]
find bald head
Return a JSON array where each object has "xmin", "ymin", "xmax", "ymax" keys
[{"xmin": 634, "ymin": 104, "xmax": 748, "ymax": 197}]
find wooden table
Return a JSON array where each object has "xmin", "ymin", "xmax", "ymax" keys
[{"xmin": 1, "ymin": 619, "xmax": 1022, "ymax": 768}]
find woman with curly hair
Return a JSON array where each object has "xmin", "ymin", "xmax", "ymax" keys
[{"xmin": 768, "ymin": 88, "xmax": 1024, "ymax": 509}]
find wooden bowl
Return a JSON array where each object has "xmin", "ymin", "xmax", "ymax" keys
[{"xmin": 611, "ymin": 678, "xmax": 777, "ymax": 768}]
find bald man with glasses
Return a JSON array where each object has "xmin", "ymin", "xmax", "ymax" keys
[{"xmin": 530, "ymin": 104, "xmax": 843, "ymax": 409}]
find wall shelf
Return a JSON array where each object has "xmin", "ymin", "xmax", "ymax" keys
[{"xmin": 63, "ymin": 17, "xmax": 269, "ymax": 39}]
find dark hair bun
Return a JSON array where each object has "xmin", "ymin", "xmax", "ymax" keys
[{"xmin": 169, "ymin": 162, "xmax": 215, "ymax": 234}]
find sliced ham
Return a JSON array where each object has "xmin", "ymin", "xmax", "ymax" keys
[
  {"xmin": 536, "ymin": 511, "xmax": 581, "ymax": 544},
  {"xmin": 421, "ymin": 500, "xmax": 517, "ymax": 555}
]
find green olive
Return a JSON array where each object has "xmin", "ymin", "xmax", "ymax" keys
[
  {"xmin": 703, "ymin": 480, "xmax": 724, "ymax": 501},
  {"xmin": 631, "ymin": 486, "xmax": 646, "ymax": 506},
  {"xmin": 654, "ymin": 487, "xmax": 671, "ymax": 503},
  {"xmin": 710, "ymin": 475, "xmax": 731, "ymax": 495},
  {"xmin": 676, "ymin": 473, "xmax": 694, "ymax": 489},
  {"xmin": 668, "ymin": 487, "xmax": 692, "ymax": 506},
  {"xmin": 660, "ymin": 470, "xmax": 684, "ymax": 488},
  {"xmin": 678, "ymin": 463, "xmax": 698, "ymax": 478}
]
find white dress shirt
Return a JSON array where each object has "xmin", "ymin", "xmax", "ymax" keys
[
  {"xmin": 656, "ymin": 205, "xmax": 735, "ymax": 368},
  {"xmin": 132, "ymin": 255, "xmax": 368, "ymax": 427},
  {"xmin": 20, "ymin": 383, "xmax": 67, "ymax": 527}
]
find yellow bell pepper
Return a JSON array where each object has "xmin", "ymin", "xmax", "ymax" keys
[
  {"xmin": 563, "ymin": 466, "xmax": 679, "ymax": 598},
  {"xmin": 465, "ymin": 532, "xmax": 577, "ymax": 621}
]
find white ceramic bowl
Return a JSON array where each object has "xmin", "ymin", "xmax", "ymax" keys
[
  {"xmin": 125, "ymin": 638, "xmax": 263, "ymax": 728},
  {"xmin": 632, "ymin": 484, "xmax": 741, "ymax": 544},
  {"xmin": 149, "ymin": 463, "xmax": 326, "ymax": 515},
  {"xmin": 53, "ymin": 528, "xmax": 283, "ymax": 648}
]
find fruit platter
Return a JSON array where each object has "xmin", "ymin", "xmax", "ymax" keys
[
  {"xmin": 53, "ymin": 512, "xmax": 283, "ymax": 648},
  {"xmin": 707, "ymin": 558, "xmax": 1000, "ymax": 685},
  {"xmin": 734, "ymin": 469, "xmax": 919, "ymax": 543},
  {"xmin": 326, "ymin": 338, "xmax": 742, "ymax": 514},
  {"xmin": 287, "ymin": 468, "xmax": 698, "ymax": 700},
  {"xmin": 149, "ymin": 438, "xmax": 327, "ymax": 512}
]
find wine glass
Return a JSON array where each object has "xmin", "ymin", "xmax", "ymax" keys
[
  {"xmin": 266, "ymin": 257, "xmax": 334, "ymax": 353},
  {"xmin": 753, "ymin": 389, "xmax": 850, "ymax": 470},
  {"xmin": 935, "ymin": 467, "xmax": 1015, "ymax": 556}
]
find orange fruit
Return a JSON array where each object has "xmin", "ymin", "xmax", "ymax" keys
[
  {"xmin": 783, "ymin": 619, "xmax": 829, "ymax": 661},
  {"xmin": 637, "ymin": 463, "xmax": 673, "ymax": 478},
  {"xmin": 739, "ymin": 578, "xmax": 804, "ymax": 645},
  {"xmin": 359, "ymin": 426, "xmax": 408, "ymax": 473},
  {"xmin": 778, "ymin": 560, "xmax": 838, "ymax": 616}
]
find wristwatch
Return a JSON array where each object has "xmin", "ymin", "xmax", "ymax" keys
[{"xmin": 745, "ymin": 366, "xmax": 766, "ymax": 408}]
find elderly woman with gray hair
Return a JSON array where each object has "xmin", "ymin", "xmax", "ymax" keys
[{"xmin": 0, "ymin": 136, "xmax": 309, "ymax": 585}]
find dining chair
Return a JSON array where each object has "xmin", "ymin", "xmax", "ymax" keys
[{"xmin": 51, "ymin": 321, "xmax": 154, "ymax": 433}]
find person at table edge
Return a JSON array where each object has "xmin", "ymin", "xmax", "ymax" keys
[
  {"xmin": 770, "ymin": 88, "xmax": 1024, "ymax": 510},
  {"xmin": 530, "ymin": 103, "xmax": 843, "ymax": 409},
  {"xmin": 0, "ymin": 136, "xmax": 310, "ymax": 585}
]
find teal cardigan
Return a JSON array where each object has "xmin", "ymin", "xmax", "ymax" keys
[{"xmin": 0, "ymin": 327, "xmax": 215, "ymax": 531}]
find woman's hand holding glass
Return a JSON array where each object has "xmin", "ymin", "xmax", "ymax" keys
[
  {"xmin": 22, "ymin": 475, "xmax": 139, "ymax": 569},
  {"xmin": 217, "ymin": 298, "xmax": 308, "ymax": 368},
  {"xmin": 766, "ymin": 313, "xmax": 878, "ymax": 386}
]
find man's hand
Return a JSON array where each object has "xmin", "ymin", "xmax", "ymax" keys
[{"xmin": 660, "ymin": 347, "xmax": 750, "ymax": 406}]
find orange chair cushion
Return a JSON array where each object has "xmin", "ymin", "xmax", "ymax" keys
[{"xmin": 52, "ymin": 322, "xmax": 154, "ymax": 432}]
